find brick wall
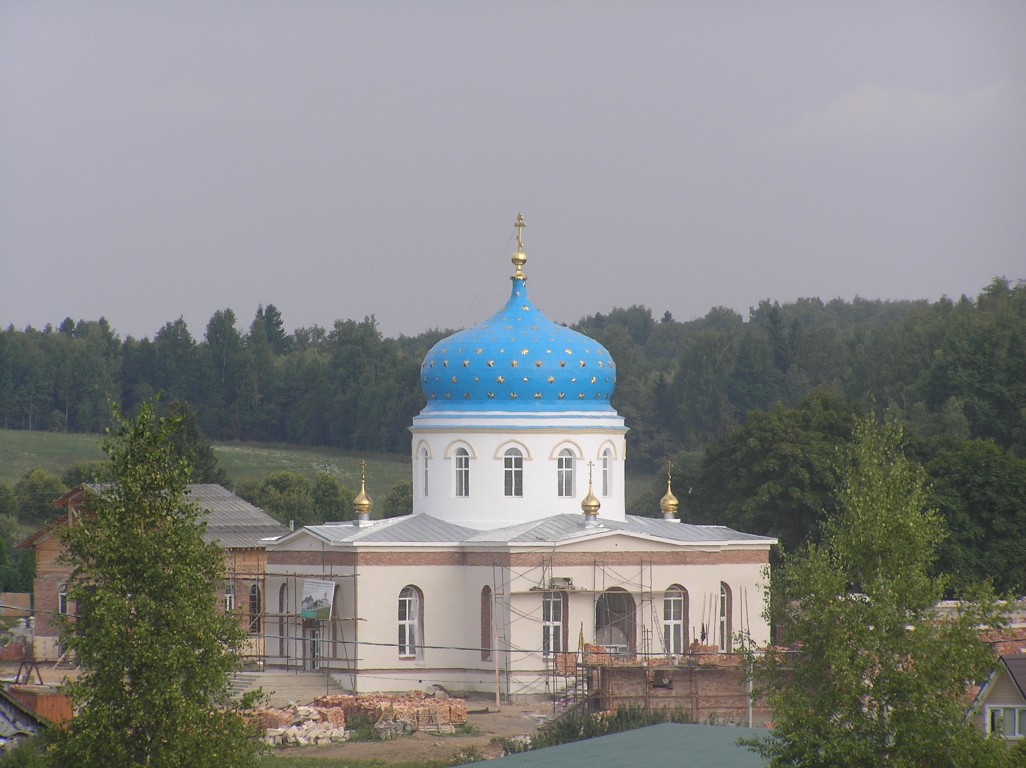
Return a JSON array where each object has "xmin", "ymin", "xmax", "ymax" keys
[{"xmin": 594, "ymin": 664, "xmax": 773, "ymax": 727}]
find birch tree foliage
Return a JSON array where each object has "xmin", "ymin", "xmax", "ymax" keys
[
  {"xmin": 49, "ymin": 404, "xmax": 257, "ymax": 768},
  {"xmin": 752, "ymin": 417, "xmax": 1016, "ymax": 768}
]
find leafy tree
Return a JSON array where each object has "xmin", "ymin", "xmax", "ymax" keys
[
  {"xmin": 13, "ymin": 468, "xmax": 67, "ymax": 525},
  {"xmin": 687, "ymin": 390, "xmax": 859, "ymax": 553},
  {"xmin": 926, "ymin": 438, "xmax": 1026, "ymax": 596},
  {"xmin": 311, "ymin": 474, "xmax": 354, "ymax": 523},
  {"xmin": 163, "ymin": 400, "xmax": 228, "ymax": 485},
  {"xmin": 0, "ymin": 483, "xmax": 14, "ymax": 518},
  {"xmin": 60, "ymin": 462, "xmax": 105, "ymax": 488},
  {"xmin": 49, "ymin": 404, "xmax": 257, "ymax": 768},
  {"xmin": 245, "ymin": 471, "xmax": 315, "ymax": 528},
  {"xmin": 383, "ymin": 481, "xmax": 413, "ymax": 518},
  {"xmin": 751, "ymin": 418, "xmax": 1011, "ymax": 768}
]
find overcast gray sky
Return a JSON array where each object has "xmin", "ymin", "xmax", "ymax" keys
[{"xmin": 2, "ymin": 2, "xmax": 1024, "ymax": 341}]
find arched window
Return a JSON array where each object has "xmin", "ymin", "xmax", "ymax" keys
[
  {"xmin": 719, "ymin": 583, "xmax": 733, "ymax": 653},
  {"xmin": 601, "ymin": 448, "xmax": 612, "ymax": 497},
  {"xmin": 224, "ymin": 583, "xmax": 235, "ymax": 612},
  {"xmin": 596, "ymin": 588, "xmax": 636, "ymax": 658},
  {"xmin": 504, "ymin": 448, "xmax": 523, "ymax": 497},
  {"xmin": 58, "ymin": 584, "xmax": 68, "ymax": 616},
  {"xmin": 542, "ymin": 591, "xmax": 567, "ymax": 657},
  {"xmin": 278, "ymin": 583, "xmax": 288, "ymax": 657},
  {"xmin": 249, "ymin": 584, "xmax": 261, "ymax": 635},
  {"xmin": 455, "ymin": 448, "xmax": 470, "ymax": 497},
  {"xmin": 557, "ymin": 449, "xmax": 575, "ymax": 497},
  {"xmin": 420, "ymin": 446, "xmax": 429, "ymax": 497},
  {"xmin": 663, "ymin": 586, "xmax": 687, "ymax": 655},
  {"xmin": 481, "ymin": 585, "xmax": 492, "ymax": 661},
  {"xmin": 398, "ymin": 585, "xmax": 423, "ymax": 659}
]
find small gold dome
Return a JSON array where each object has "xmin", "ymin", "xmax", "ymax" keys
[
  {"xmin": 511, "ymin": 212, "xmax": 527, "ymax": 280},
  {"xmin": 581, "ymin": 459, "xmax": 601, "ymax": 518},
  {"xmin": 659, "ymin": 465, "xmax": 679, "ymax": 518},
  {"xmin": 354, "ymin": 462, "xmax": 372, "ymax": 516},
  {"xmin": 581, "ymin": 487, "xmax": 601, "ymax": 517}
]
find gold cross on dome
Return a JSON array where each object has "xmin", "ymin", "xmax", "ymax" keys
[{"xmin": 515, "ymin": 212, "xmax": 525, "ymax": 251}]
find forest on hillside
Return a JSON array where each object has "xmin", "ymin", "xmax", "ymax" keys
[{"xmin": 1, "ymin": 277, "xmax": 1025, "ymax": 596}]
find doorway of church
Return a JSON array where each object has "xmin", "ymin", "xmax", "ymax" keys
[{"xmin": 304, "ymin": 627, "xmax": 321, "ymax": 670}]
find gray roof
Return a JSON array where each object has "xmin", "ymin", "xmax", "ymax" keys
[
  {"xmin": 468, "ymin": 723, "xmax": 768, "ymax": 768},
  {"xmin": 278, "ymin": 513, "xmax": 774, "ymax": 549},
  {"xmin": 185, "ymin": 484, "xmax": 289, "ymax": 549},
  {"xmin": 466, "ymin": 515, "xmax": 776, "ymax": 546},
  {"xmin": 302, "ymin": 514, "xmax": 478, "ymax": 545},
  {"xmin": 1003, "ymin": 655, "xmax": 1026, "ymax": 699}
]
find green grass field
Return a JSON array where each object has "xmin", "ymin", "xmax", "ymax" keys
[
  {"xmin": 0, "ymin": 428, "xmax": 408, "ymax": 497},
  {"xmin": 0, "ymin": 428, "xmax": 658, "ymax": 511}
]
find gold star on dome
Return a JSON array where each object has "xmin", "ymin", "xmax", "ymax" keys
[
  {"xmin": 522, "ymin": 305, "xmax": 530, "ymax": 311},
  {"xmin": 579, "ymin": 361, "xmax": 586, "ymax": 367},
  {"xmin": 558, "ymin": 393, "xmax": 565, "ymax": 399},
  {"xmin": 510, "ymin": 360, "xmax": 518, "ymax": 368},
  {"xmin": 496, "ymin": 376, "xmax": 505, "ymax": 384},
  {"xmin": 578, "ymin": 393, "xmax": 585, "ymax": 399},
  {"xmin": 510, "ymin": 392, "xmax": 518, "ymax": 399},
  {"xmin": 464, "ymin": 393, "xmax": 471, "ymax": 399},
  {"xmin": 521, "ymin": 349, "xmax": 529, "ymax": 355},
  {"xmin": 473, "ymin": 376, "xmax": 480, "ymax": 383},
  {"xmin": 590, "ymin": 377, "xmax": 597, "ymax": 384},
  {"xmin": 534, "ymin": 361, "xmax": 542, "ymax": 367},
  {"xmin": 534, "ymin": 393, "xmax": 542, "ymax": 399},
  {"xmin": 445, "ymin": 393, "xmax": 451, "ymax": 399},
  {"xmin": 443, "ymin": 361, "xmax": 449, "ymax": 367},
  {"xmin": 462, "ymin": 361, "xmax": 469, "ymax": 367},
  {"xmin": 558, "ymin": 361, "xmax": 566, "ymax": 368},
  {"xmin": 522, "ymin": 377, "xmax": 528, "ymax": 383},
  {"xmin": 487, "ymin": 392, "xmax": 495, "ymax": 399},
  {"xmin": 429, "ymin": 361, "xmax": 435, "ymax": 368},
  {"xmin": 451, "ymin": 376, "xmax": 458, "ymax": 384},
  {"xmin": 547, "ymin": 376, "xmax": 555, "ymax": 383},
  {"xmin": 565, "ymin": 349, "xmax": 572, "ymax": 355},
  {"xmin": 487, "ymin": 361, "xmax": 494, "ymax": 367},
  {"xmin": 571, "ymin": 377, "xmax": 577, "ymax": 383},
  {"xmin": 598, "ymin": 361, "xmax": 604, "ymax": 368},
  {"xmin": 476, "ymin": 348, "xmax": 483, "ymax": 354}
]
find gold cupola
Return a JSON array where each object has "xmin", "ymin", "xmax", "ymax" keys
[
  {"xmin": 660, "ymin": 462, "xmax": 679, "ymax": 522},
  {"xmin": 582, "ymin": 461, "xmax": 601, "ymax": 526},
  {"xmin": 511, "ymin": 212, "xmax": 527, "ymax": 280},
  {"xmin": 354, "ymin": 461, "xmax": 373, "ymax": 525}
]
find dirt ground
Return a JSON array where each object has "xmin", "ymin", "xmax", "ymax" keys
[
  {"xmin": 269, "ymin": 697, "xmax": 553, "ymax": 764},
  {"xmin": 1, "ymin": 664, "xmax": 551, "ymax": 764}
]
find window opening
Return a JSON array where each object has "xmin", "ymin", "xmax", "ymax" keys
[
  {"xmin": 504, "ymin": 448, "xmax": 523, "ymax": 497},
  {"xmin": 557, "ymin": 449, "xmax": 575, "ymax": 497}
]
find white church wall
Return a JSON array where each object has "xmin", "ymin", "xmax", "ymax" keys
[{"xmin": 411, "ymin": 426, "xmax": 627, "ymax": 528}]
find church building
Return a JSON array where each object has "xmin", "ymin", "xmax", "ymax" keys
[{"xmin": 264, "ymin": 216, "xmax": 775, "ymax": 698}]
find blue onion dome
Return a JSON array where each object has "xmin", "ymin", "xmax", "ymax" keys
[{"xmin": 420, "ymin": 214, "xmax": 616, "ymax": 412}]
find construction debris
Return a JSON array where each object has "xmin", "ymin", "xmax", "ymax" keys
[
  {"xmin": 253, "ymin": 691, "xmax": 467, "ymax": 748},
  {"xmin": 313, "ymin": 691, "xmax": 467, "ymax": 729}
]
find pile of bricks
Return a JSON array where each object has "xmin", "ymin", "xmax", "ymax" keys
[
  {"xmin": 250, "ymin": 702, "xmax": 347, "ymax": 747},
  {"xmin": 313, "ymin": 691, "xmax": 468, "ymax": 728}
]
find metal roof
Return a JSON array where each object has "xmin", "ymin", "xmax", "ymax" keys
[
  {"xmin": 304, "ymin": 514, "xmax": 478, "ymax": 545},
  {"xmin": 464, "ymin": 515, "xmax": 777, "ymax": 547},
  {"xmin": 279, "ymin": 513, "xmax": 775, "ymax": 549},
  {"xmin": 467, "ymin": 723, "xmax": 769, "ymax": 768},
  {"xmin": 185, "ymin": 484, "xmax": 289, "ymax": 549},
  {"xmin": 1003, "ymin": 655, "xmax": 1026, "ymax": 699}
]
